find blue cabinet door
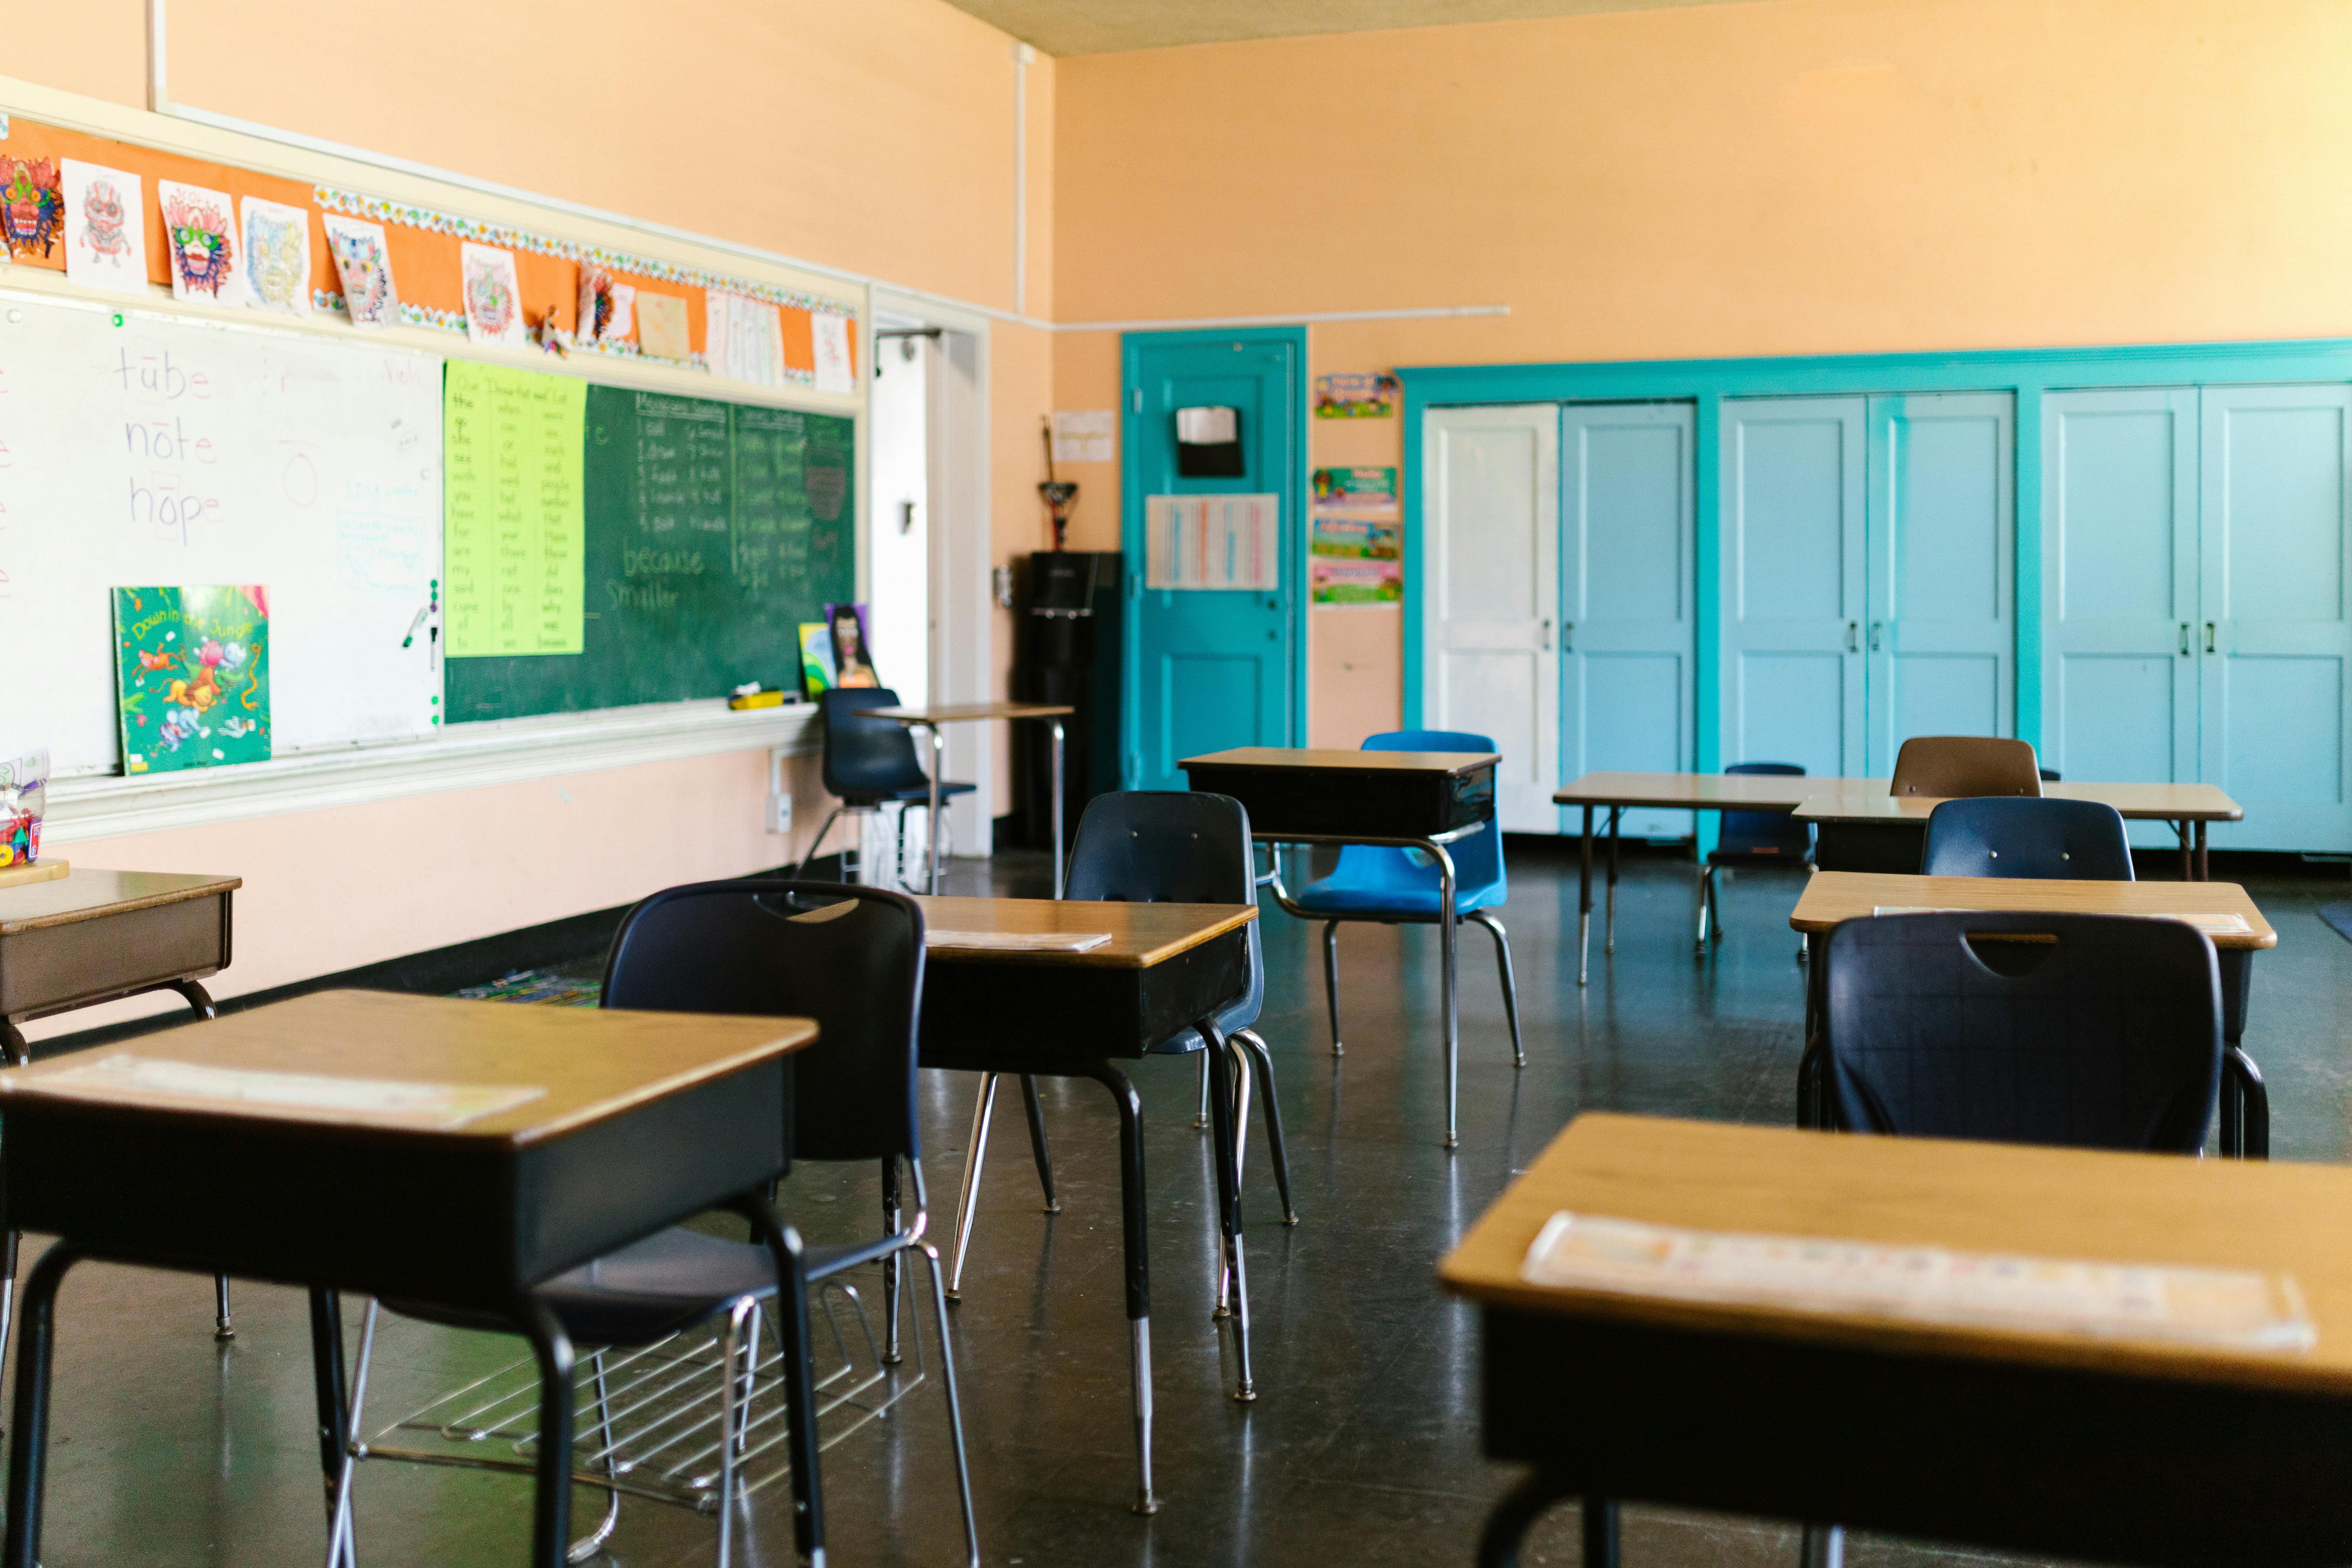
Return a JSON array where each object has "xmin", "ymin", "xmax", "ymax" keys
[
  {"xmin": 1122, "ymin": 331, "xmax": 1303, "ymax": 790},
  {"xmin": 2199, "ymin": 385, "xmax": 2352, "ymax": 851},
  {"xmin": 1865, "ymin": 393, "xmax": 2015, "ymax": 765},
  {"xmin": 1562, "ymin": 402, "xmax": 1696, "ymax": 837},
  {"xmin": 1720, "ymin": 396, "xmax": 1867, "ymax": 779},
  {"xmin": 2040, "ymin": 388, "xmax": 2199, "ymax": 845}
]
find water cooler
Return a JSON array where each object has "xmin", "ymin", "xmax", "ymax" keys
[{"xmin": 1011, "ymin": 550, "xmax": 1122, "ymax": 849}]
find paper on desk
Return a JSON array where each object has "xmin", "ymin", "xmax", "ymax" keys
[
  {"xmin": 1872, "ymin": 906, "xmax": 2252, "ymax": 935},
  {"xmin": 14, "ymin": 1054, "xmax": 546, "ymax": 1130},
  {"xmin": 925, "ymin": 929, "xmax": 1112, "ymax": 953},
  {"xmin": 1522, "ymin": 1212, "xmax": 2315, "ymax": 1352}
]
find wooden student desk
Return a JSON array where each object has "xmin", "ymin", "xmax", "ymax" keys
[
  {"xmin": 0, "ymin": 990, "xmax": 818, "ymax": 1568},
  {"xmin": 864, "ymin": 701, "xmax": 1075, "ymax": 895},
  {"xmin": 1794, "ymin": 782, "xmax": 2244, "ymax": 880},
  {"xmin": 913, "ymin": 893, "xmax": 1258, "ymax": 1516},
  {"xmin": 1181, "ymin": 746, "xmax": 1501, "ymax": 1148},
  {"xmin": 1790, "ymin": 871, "xmax": 2278, "ymax": 1153},
  {"xmin": 1443, "ymin": 1113, "xmax": 2352, "ymax": 1568},
  {"xmin": 0, "ymin": 868, "xmax": 240, "ymax": 1063}
]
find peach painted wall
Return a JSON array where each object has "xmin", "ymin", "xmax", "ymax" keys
[{"xmin": 1051, "ymin": 0, "xmax": 2352, "ymax": 736}]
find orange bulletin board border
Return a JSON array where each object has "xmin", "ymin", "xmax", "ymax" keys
[{"xmin": 0, "ymin": 117, "xmax": 854, "ymax": 389}]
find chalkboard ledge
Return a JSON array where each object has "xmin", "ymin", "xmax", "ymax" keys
[{"xmin": 48, "ymin": 699, "xmax": 817, "ymax": 846}]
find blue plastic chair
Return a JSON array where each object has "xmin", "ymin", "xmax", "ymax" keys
[
  {"xmin": 1922, "ymin": 797, "xmax": 2135, "ymax": 880},
  {"xmin": 796, "ymin": 687, "xmax": 975, "ymax": 887},
  {"xmin": 1698, "ymin": 762, "xmax": 1811, "ymax": 951},
  {"xmin": 1273, "ymin": 730, "xmax": 1522, "ymax": 1068}
]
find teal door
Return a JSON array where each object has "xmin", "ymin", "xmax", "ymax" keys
[{"xmin": 1122, "ymin": 329, "xmax": 1304, "ymax": 789}]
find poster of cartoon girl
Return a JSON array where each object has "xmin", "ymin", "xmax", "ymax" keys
[
  {"xmin": 156, "ymin": 179, "xmax": 244, "ymax": 304},
  {"xmin": 824, "ymin": 602, "xmax": 878, "ymax": 688},
  {"xmin": 61, "ymin": 160, "xmax": 147, "ymax": 296}
]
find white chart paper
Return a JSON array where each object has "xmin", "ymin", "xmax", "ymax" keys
[{"xmin": 1146, "ymin": 493, "xmax": 1280, "ymax": 590}]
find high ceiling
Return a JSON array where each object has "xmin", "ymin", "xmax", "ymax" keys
[{"xmin": 947, "ymin": 0, "xmax": 1764, "ymax": 56}]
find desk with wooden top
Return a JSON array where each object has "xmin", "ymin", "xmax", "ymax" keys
[
  {"xmin": 1180, "ymin": 745, "xmax": 1500, "ymax": 1148},
  {"xmin": 1794, "ymin": 782, "xmax": 2244, "ymax": 880},
  {"xmin": 1790, "ymin": 870, "xmax": 2278, "ymax": 1152},
  {"xmin": 1443, "ymin": 1112, "xmax": 2352, "ymax": 1568},
  {"xmin": 864, "ymin": 701, "xmax": 1075, "ymax": 895},
  {"xmin": 0, "ymin": 868, "xmax": 240, "ymax": 1064},
  {"xmin": 913, "ymin": 893, "xmax": 1259, "ymax": 1516},
  {"xmin": 0, "ymin": 990, "xmax": 819, "ymax": 1568}
]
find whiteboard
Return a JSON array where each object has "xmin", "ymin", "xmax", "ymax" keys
[{"xmin": 0, "ymin": 290, "xmax": 444, "ymax": 776}]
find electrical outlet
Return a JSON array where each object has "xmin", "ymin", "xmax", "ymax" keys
[{"xmin": 766, "ymin": 748, "xmax": 793, "ymax": 835}]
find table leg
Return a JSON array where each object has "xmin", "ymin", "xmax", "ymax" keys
[
  {"xmin": 927, "ymin": 723, "xmax": 946, "ymax": 895},
  {"xmin": 173, "ymin": 980, "xmax": 237, "ymax": 1339},
  {"xmin": 1433, "ymin": 838, "xmax": 1461, "ymax": 1150},
  {"xmin": 1584, "ymin": 1498, "xmax": 1621, "ymax": 1568},
  {"xmin": 1202, "ymin": 1022, "xmax": 1254, "ymax": 1401},
  {"xmin": 2196, "ymin": 819, "xmax": 2210, "ymax": 881},
  {"xmin": 0, "ymin": 1020, "xmax": 22, "ymax": 1069},
  {"xmin": 1605, "ymin": 808, "xmax": 1622, "ymax": 954},
  {"xmin": 4, "ymin": 1241, "xmax": 81, "ymax": 1568},
  {"xmin": 724, "ymin": 1196, "xmax": 824, "ymax": 1566},
  {"xmin": 519, "ymin": 1302, "xmax": 577, "ymax": 1568},
  {"xmin": 1050, "ymin": 718, "xmax": 1067, "ymax": 899},
  {"xmin": 1475, "ymin": 1469, "xmax": 1572, "ymax": 1568},
  {"xmin": 2178, "ymin": 821, "xmax": 2192, "ymax": 882},
  {"xmin": 1801, "ymin": 1523, "xmax": 1847, "ymax": 1568},
  {"xmin": 1073, "ymin": 1062, "xmax": 1156, "ymax": 1514},
  {"xmin": 1577, "ymin": 806, "xmax": 1594, "ymax": 987},
  {"xmin": 307, "ymin": 1289, "xmax": 349, "ymax": 1548}
]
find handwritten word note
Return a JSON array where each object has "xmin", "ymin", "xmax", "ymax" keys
[{"xmin": 444, "ymin": 362, "xmax": 586, "ymax": 656}]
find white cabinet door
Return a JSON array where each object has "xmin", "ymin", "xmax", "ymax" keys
[{"xmin": 1423, "ymin": 404, "xmax": 1560, "ymax": 831}]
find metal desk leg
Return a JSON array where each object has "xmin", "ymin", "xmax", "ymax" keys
[
  {"xmin": 1433, "ymin": 838, "xmax": 1461, "ymax": 1150},
  {"xmin": 521, "ymin": 1303, "xmax": 577, "ymax": 1568},
  {"xmin": 726, "ymin": 1197, "xmax": 824, "ymax": 1567},
  {"xmin": 1605, "ymin": 808, "xmax": 1622, "ymax": 954},
  {"xmin": 2178, "ymin": 820, "xmax": 2192, "ymax": 882},
  {"xmin": 945, "ymin": 1073, "xmax": 999, "ymax": 1300},
  {"xmin": 1476, "ymin": 1470, "xmax": 1573, "ymax": 1568},
  {"xmin": 5, "ymin": 1241, "xmax": 83, "ymax": 1568},
  {"xmin": 927, "ymin": 723, "xmax": 946, "ymax": 895},
  {"xmin": 1076, "ymin": 1062, "xmax": 1156, "ymax": 1514},
  {"xmin": 1577, "ymin": 806, "xmax": 1594, "ymax": 987},
  {"xmin": 1050, "ymin": 719, "xmax": 1067, "ymax": 899},
  {"xmin": 307, "ymin": 1288, "xmax": 349, "ymax": 1549},
  {"xmin": 2197, "ymin": 819, "xmax": 2210, "ymax": 882},
  {"xmin": 1202, "ymin": 1022, "xmax": 1254, "ymax": 1400},
  {"xmin": 169, "ymin": 980, "xmax": 237, "ymax": 1340}
]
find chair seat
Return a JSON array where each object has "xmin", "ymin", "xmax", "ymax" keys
[
  {"xmin": 1290, "ymin": 872, "xmax": 1505, "ymax": 918},
  {"xmin": 839, "ymin": 779, "xmax": 976, "ymax": 809},
  {"xmin": 388, "ymin": 1226, "xmax": 903, "ymax": 1349}
]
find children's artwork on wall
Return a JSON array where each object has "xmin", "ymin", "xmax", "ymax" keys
[
  {"xmin": 812, "ymin": 313, "xmax": 854, "ymax": 394},
  {"xmin": 797, "ymin": 622, "xmax": 835, "ymax": 698},
  {"xmin": 0, "ymin": 749, "xmax": 48, "ymax": 868},
  {"xmin": 823, "ymin": 603, "xmax": 878, "ymax": 688},
  {"xmin": 0, "ymin": 157, "xmax": 63, "ymax": 261},
  {"xmin": 706, "ymin": 289, "xmax": 784, "ymax": 386},
  {"xmin": 61, "ymin": 160, "xmax": 146, "ymax": 295},
  {"xmin": 1313, "ymin": 372, "xmax": 1401, "ymax": 419},
  {"xmin": 321, "ymin": 213, "xmax": 399, "ymax": 326},
  {"xmin": 240, "ymin": 196, "xmax": 313, "ymax": 314},
  {"xmin": 156, "ymin": 179, "xmax": 244, "ymax": 305},
  {"xmin": 458, "ymin": 241, "xmax": 526, "ymax": 346},
  {"xmin": 578, "ymin": 265, "xmax": 640, "ymax": 345},
  {"xmin": 635, "ymin": 292, "xmax": 691, "ymax": 360},
  {"xmin": 113, "ymin": 585, "xmax": 272, "ymax": 774},
  {"xmin": 1311, "ymin": 466, "xmax": 1401, "ymax": 515},
  {"xmin": 1312, "ymin": 557, "xmax": 1403, "ymax": 604},
  {"xmin": 1312, "ymin": 515, "xmax": 1401, "ymax": 559}
]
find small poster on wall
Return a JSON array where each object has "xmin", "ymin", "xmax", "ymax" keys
[
  {"xmin": 1311, "ymin": 466, "xmax": 1400, "ymax": 515},
  {"xmin": 1146, "ymin": 494, "xmax": 1280, "ymax": 590},
  {"xmin": 159, "ymin": 179, "xmax": 246, "ymax": 306},
  {"xmin": 1312, "ymin": 515, "xmax": 1400, "ymax": 559},
  {"xmin": 61, "ymin": 160, "xmax": 147, "ymax": 296},
  {"xmin": 1312, "ymin": 558, "xmax": 1402, "ymax": 605},
  {"xmin": 1313, "ymin": 372, "xmax": 1401, "ymax": 419},
  {"xmin": 114, "ymin": 585, "xmax": 272, "ymax": 774}
]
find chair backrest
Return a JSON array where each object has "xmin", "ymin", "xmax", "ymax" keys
[
  {"xmin": 1888, "ymin": 735, "xmax": 2043, "ymax": 798},
  {"xmin": 601, "ymin": 880, "xmax": 925, "ymax": 1164},
  {"xmin": 819, "ymin": 687, "xmax": 927, "ymax": 802},
  {"xmin": 1717, "ymin": 761, "xmax": 1810, "ymax": 859},
  {"xmin": 1823, "ymin": 911, "xmax": 2219, "ymax": 1152},
  {"xmin": 1066, "ymin": 790, "xmax": 1262, "ymax": 1024},
  {"xmin": 1921, "ymin": 797, "xmax": 2134, "ymax": 881},
  {"xmin": 1360, "ymin": 729, "xmax": 1506, "ymax": 893}
]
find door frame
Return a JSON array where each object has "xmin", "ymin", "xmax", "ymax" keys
[{"xmin": 1119, "ymin": 325, "xmax": 1311, "ymax": 780}]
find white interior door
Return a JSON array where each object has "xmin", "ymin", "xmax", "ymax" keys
[{"xmin": 1423, "ymin": 404, "xmax": 1559, "ymax": 831}]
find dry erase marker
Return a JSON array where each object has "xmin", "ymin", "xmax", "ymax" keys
[{"xmin": 400, "ymin": 607, "xmax": 429, "ymax": 647}]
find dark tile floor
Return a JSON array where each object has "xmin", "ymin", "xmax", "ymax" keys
[{"xmin": 16, "ymin": 842, "xmax": 2352, "ymax": 1567}]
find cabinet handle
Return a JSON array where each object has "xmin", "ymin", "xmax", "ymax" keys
[
  {"xmin": 1540, "ymin": 618, "xmax": 1553, "ymax": 651},
  {"xmin": 2178, "ymin": 622, "xmax": 2192, "ymax": 657},
  {"xmin": 2205, "ymin": 621, "xmax": 2217, "ymax": 654},
  {"xmin": 1869, "ymin": 621, "xmax": 1885, "ymax": 652},
  {"xmin": 1846, "ymin": 621, "xmax": 1859, "ymax": 653}
]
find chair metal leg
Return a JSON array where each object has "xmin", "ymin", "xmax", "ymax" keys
[
  {"xmin": 2227, "ymin": 1045, "xmax": 2270, "ymax": 1160},
  {"xmin": 1696, "ymin": 861, "xmax": 1716, "ymax": 952},
  {"xmin": 792, "ymin": 804, "xmax": 845, "ymax": 880},
  {"xmin": 1019, "ymin": 1075, "xmax": 1061, "ymax": 1212},
  {"xmin": 321, "ymin": 1301, "xmax": 383, "ymax": 1568},
  {"xmin": 1468, "ymin": 910, "xmax": 1525, "ymax": 1068},
  {"xmin": 1203, "ymin": 1022, "xmax": 1255, "ymax": 1401},
  {"xmin": 1214, "ymin": 1041, "xmax": 1250, "ymax": 1320},
  {"xmin": 216, "ymin": 1273, "xmax": 235, "ymax": 1341},
  {"xmin": 1194, "ymin": 1051, "xmax": 1211, "ymax": 1129},
  {"xmin": 1321, "ymin": 919, "xmax": 1344, "ymax": 1057},
  {"xmin": 1605, "ymin": 807, "xmax": 1622, "ymax": 954},
  {"xmin": 1584, "ymin": 1498, "xmax": 1622, "ymax": 1568},
  {"xmin": 1476, "ymin": 1469, "xmax": 1570, "ymax": 1568},
  {"xmin": 881, "ymin": 1156, "xmax": 904, "ymax": 1364},
  {"xmin": 946, "ymin": 1073, "xmax": 999, "ymax": 1301},
  {"xmin": 1233, "ymin": 1029, "xmax": 1297, "ymax": 1225},
  {"xmin": 713, "ymin": 1296, "xmax": 755, "ymax": 1568},
  {"xmin": 1432, "ymin": 839, "xmax": 1462, "ymax": 1149},
  {"xmin": 915, "ymin": 1212, "xmax": 982, "ymax": 1568},
  {"xmin": 1801, "ymin": 1523, "xmax": 1847, "ymax": 1568}
]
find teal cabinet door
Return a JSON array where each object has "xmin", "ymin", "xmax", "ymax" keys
[
  {"xmin": 1562, "ymin": 402, "xmax": 1695, "ymax": 837},
  {"xmin": 1865, "ymin": 393, "xmax": 2016, "ymax": 765},
  {"xmin": 2199, "ymin": 385, "xmax": 2352, "ymax": 851},
  {"xmin": 1123, "ymin": 331, "xmax": 1302, "ymax": 790},
  {"xmin": 2040, "ymin": 388, "xmax": 2199, "ymax": 845},
  {"xmin": 1720, "ymin": 396, "xmax": 1867, "ymax": 778}
]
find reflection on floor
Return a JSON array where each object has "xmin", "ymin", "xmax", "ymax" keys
[{"xmin": 18, "ymin": 843, "xmax": 2352, "ymax": 1566}]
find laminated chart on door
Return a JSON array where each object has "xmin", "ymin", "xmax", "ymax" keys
[
  {"xmin": 442, "ymin": 360, "xmax": 586, "ymax": 657},
  {"xmin": 0, "ymin": 289, "xmax": 444, "ymax": 775},
  {"xmin": 1145, "ymin": 493, "xmax": 1280, "ymax": 590}
]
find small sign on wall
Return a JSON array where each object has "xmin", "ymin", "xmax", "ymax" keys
[
  {"xmin": 1313, "ymin": 373, "xmax": 1400, "ymax": 419},
  {"xmin": 1146, "ymin": 494, "xmax": 1279, "ymax": 589},
  {"xmin": 1051, "ymin": 410, "xmax": 1115, "ymax": 463}
]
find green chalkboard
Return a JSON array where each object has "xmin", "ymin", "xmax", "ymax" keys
[{"xmin": 446, "ymin": 384, "xmax": 854, "ymax": 721}]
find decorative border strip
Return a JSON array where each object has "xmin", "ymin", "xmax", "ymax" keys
[{"xmin": 314, "ymin": 184, "xmax": 856, "ymax": 320}]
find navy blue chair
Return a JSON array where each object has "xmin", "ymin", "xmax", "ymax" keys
[
  {"xmin": 1922, "ymin": 797, "xmax": 2134, "ymax": 881},
  {"xmin": 343, "ymin": 882, "xmax": 977, "ymax": 1568},
  {"xmin": 1272, "ymin": 730, "xmax": 1522, "ymax": 1069},
  {"xmin": 945, "ymin": 792, "xmax": 1296, "ymax": 1302},
  {"xmin": 796, "ymin": 687, "xmax": 974, "ymax": 887},
  {"xmin": 1697, "ymin": 762, "xmax": 1811, "ymax": 951}
]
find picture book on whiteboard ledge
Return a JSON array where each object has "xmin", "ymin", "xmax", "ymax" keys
[{"xmin": 113, "ymin": 586, "xmax": 272, "ymax": 775}]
